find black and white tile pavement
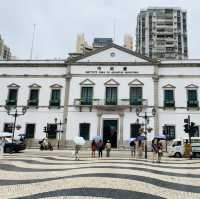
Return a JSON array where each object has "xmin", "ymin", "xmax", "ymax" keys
[{"xmin": 0, "ymin": 150, "xmax": 200, "ymax": 199}]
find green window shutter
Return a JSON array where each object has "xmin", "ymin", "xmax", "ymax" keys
[
  {"xmin": 130, "ymin": 87, "xmax": 142, "ymax": 105},
  {"xmin": 9, "ymin": 89, "xmax": 18, "ymax": 101},
  {"xmin": 187, "ymin": 90, "xmax": 197, "ymax": 101},
  {"xmin": 30, "ymin": 89, "xmax": 39, "ymax": 101},
  {"xmin": 81, "ymin": 87, "xmax": 93, "ymax": 105},
  {"xmin": 106, "ymin": 87, "xmax": 117, "ymax": 105},
  {"xmin": 164, "ymin": 90, "xmax": 174, "ymax": 101}
]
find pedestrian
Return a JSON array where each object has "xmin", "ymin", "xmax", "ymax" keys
[
  {"xmin": 0, "ymin": 137, "xmax": 5, "ymax": 157},
  {"xmin": 97, "ymin": 140, "xmax": 104, "ymax": 158},
  {"xmin": 157, "ymin": 140, "xmax": 163, "ymax": 163},
  {"xmin": 138, "ymin": 140, "xmax": 143, "ymax": 158},
  {"xmin": 91, "ymin": 139, "xmax": 97, "ymax": 158},
  {"xmin": 75, "ymin": 144, "xmax": 81, "ymax": 160},
  {"xmin": 152, "ymin": 139, "xmax": 158, "ymax": 163},
  {"xmin": 105, "ymin": 140, "xmax": 111, "ymax": 157},
  {"xmin": 130, "ymin": 140, "xmax": 136, "ymax": 157}
]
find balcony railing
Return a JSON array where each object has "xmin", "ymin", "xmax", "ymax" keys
[
  {"xmin": 164, "ymin": 100, "xmax": 175, "ymax": 108},
  {"xmin": 187, "ymin": 100, "xmax": 199, "ymax": 108},
  {"xmin": 27, "ymin": 99, "xmax": 38, "ymax": 107},
  {"xmin": 6, "ymin": 99, "xmax": 17, "ymax": 106},
  {"xmin": 49, "ymin": 99, "xmax": 60, "ymax": 108}
]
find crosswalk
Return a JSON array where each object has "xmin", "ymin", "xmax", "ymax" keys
[{"xmin": 0, "ymin": 150, "xmax": 200, "ymax": 199}]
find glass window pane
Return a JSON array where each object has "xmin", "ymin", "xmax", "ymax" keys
[
  {"xmin": 106, "ymin": 87, "xmax": 117, "ymax": 105},
  {"xmin": 81, "ymin": 87, "xmax": 93, "ymax": 105},
  {"xmin": 30, "ymin": 89, "xmax": 39, "ymax": 100},
  {"xmin": 9, "ymin": 89, "xmax": 18, "ymax": 101},
  {"xmin": 187, "ymin": 90, "xmax": 197, "ymax": 101},
  {"xmin": 130, "ymin": 87, "xmax": 142, "ymax": 105},
  {"xmin": 164, "ymin": 90, "xmax": 174, "ymax": 101}
]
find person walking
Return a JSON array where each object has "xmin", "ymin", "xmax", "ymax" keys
[
  {"xmin": 152, "ymin": 139, "xmax": 158, "ymax": 163},
  {"xmin": 75, "ymin": 144, "xmax": 81, "ymax": 160},
  {"xmin": 130, "ymin": 140, "xmax": 136, "ymax": 157},
  {"xmin": 105, "ymin": 140, "xmax": 111, "ymax": 157},
  {"xmin": 91, "ymin": 139, "xmax": 97, "ymax": 158},
  {"xmin": 138, "ymin": 140, "xmax": 143, "ymax": 158},
  {"xmin": 0, "ymin": 137, "xmax": 5, "ymax": 157},
  {"xmin": 157, "ymin": 140, "xmax": 163, "ymax": 163},
  {"xmin": 97, "ymin": 140, "xmax": 104, "ymax": 158}
]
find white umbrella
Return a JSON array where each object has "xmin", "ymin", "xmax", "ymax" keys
[
  {"xmin": 128, "ymin": 137, "xmax": 136, "ymax": 143},
  {"xmin": 0, "ymin": 132, "xmax": 12, "ymax": 137},
  {"xmin": 73, "ymin": 136, "xmax": 85, "ymax": 146}
]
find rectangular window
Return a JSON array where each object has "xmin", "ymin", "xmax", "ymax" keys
[
  {"xmin": 163, "ymin": 125, "xmax": 175, "ymax": 140},
  {"xmin": 7, "ymin": 89, "xmax": 18, "ymax": 106},
  {"xmin": 164, "ymin": 90, "xmax": 175, "ymax": 107},
  {"xmin": 28, "ymin": 89, "xmax": 39, "ymax": 107},
  {"xmin": 79, "ymin": 123, "xmax": 90, "ymax": 140},
  {"xmin": 130, "ymin": 124, "xmax": 141, "ymax": 138},
  {"xmin": 130, "ymin": 87, "xmax": 142, "ymax": 105},
  {"xmin": 187, "ymin": 90, "xmax": 198, "ymax": 108},
  {"xmin": 25, "ymin": 124, "xmax": 35, "ymax": 139},
  {"xmin": 81, "ymin": 87, "xmax": 93, "ymax": 105},
  {"xmin": 4, "ymin": 123, "xmax": 13, "ymax": 132},
  {"xmin": 47, "ymin": 124, "xmax": 57, "ymax": 139},
  {"xmin": 50, "ymin": 89, "xmax": 61, "ymax": 107},
  {"xmin": 105, "ymin": 87, "xmax": 117, "ymax": 105}
]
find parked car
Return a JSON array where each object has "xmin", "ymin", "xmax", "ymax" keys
[{"xmin": 168, "ymin": 137, "xmax": 200, "ymax": 158}]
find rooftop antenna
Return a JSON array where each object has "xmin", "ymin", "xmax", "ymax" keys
[
  {"xmin": 30, "ymin": 24, "xmax": 36, "ymax": 59},
  {"xmin": 113, "ymin": 18, "xmax": 116, "ymax": 43}
]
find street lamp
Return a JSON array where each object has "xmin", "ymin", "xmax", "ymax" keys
[
  {"xmin": 5, "ymin": 106, "xmax": 27, "ymax": 143},
  {"xmin": 136, "ymin": 106, "xmax": 156, "ymax": 159},
  {"xmin": 54, "ymin": 117, "xmax": 67, "ymax": 149}
]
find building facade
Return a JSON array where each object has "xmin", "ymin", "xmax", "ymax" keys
[
  {"xmin": 0, "ymin": 35, "xmax": 12, "ymax": 60},
  {"xmin": 0, "ymin": 44, "xmax": 199, "ymax": 148},
  {"xmin": 124, "ymin": 34, "xmax": 133, "ymax": 50},
  {"xmin": 136, "ymin": 7, "xmax": 188, "ymax": 60}
]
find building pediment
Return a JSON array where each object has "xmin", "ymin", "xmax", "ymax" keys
[
  {"xmin": 29, "ymin": 83, "xmax": 41, "ymax": 88},
  {"xmin": 162, "ymin": 84, "xmax": 176, "ymax": 89},
  {"xmin": 185, "ymin": 84, "xmax": 198, "ymax": 88},
  {"xmin": 7, "ymin": 83, "xmax": 20, "ymax": 88},
  {"xmin": 50, "ymin": 84, "xmax": 63, "ymax": 88},
  {"xmin": 104, "ymin": 79, "xmax": 119, "ymax": 86},
  {"xmin": 128, "ymin": 79, "xmax": 144, "ymax": 86},
  {"xmin": 67, "ymin": 43, "xmax": 154, "ymax": 64},
  {"xmin": 80, "ymin": 79, "xmax": 95, "ymax": 85}
]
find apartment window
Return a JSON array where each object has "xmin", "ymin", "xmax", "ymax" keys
[
  {"xmin": 25, "ymin": 124, "xmax": 35, "ymax": 139},
  {"xmin": 187, "ymin": 90, "xmax": 198, "ymax": 108},
  {"xmin": 164, "ymin": 90, "xmax": 175, "ymax": 108},
  {"xmin": 79, "ymin": 123, "xmax": 90, "ymax": 140},
  {"xmin": 4, "ymin": 123, "xmax": 13, "ymax": 132},
  {"xmin": 6, "ymin": 89, "xmax": 18, "ymax": 106},
  {"xmin": 105, "ymin": 87, "xmax": 117, "ymax": 105},
  {"xmin": 81, "ymin": 87, "xmax": 93, "ymax": 105},
  {"xmin": 28, "ymin": 89, "xmax": 39, "ymax": 107},
  {"xmin": 47, "ymin": 124, "xmax": 57, "ymax": 139},
  {"xmin": 163, "ymin": 125, "xmax": 175, "ymax": 140},
  {"xmin": 49, "ymin": 89, "xmax": 61, "ymax": 107},
  {"xmin": 130, "ymin": 87, "xmax": 142, "ymax": 105}
]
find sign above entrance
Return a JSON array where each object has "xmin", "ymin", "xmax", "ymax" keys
[{"xmin": 85, "ymin": 69, "xmax": 139, "ymax": 75}]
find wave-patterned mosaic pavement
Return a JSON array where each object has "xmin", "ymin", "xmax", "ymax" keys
[{"xmin": 0, "ymin": 150, "xmax": 200, "ymax": 199}]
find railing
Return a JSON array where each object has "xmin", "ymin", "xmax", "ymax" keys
[
  {"xmin": 187, "ymin": 100, "xmax": 199, "ymax": 108},
  {"xmin": 49, "ymin": 99, "xmax": 60, "ymax": 107},
  {"xmin": 6, "ymin": 99, "xmax": 17, "ymax": 106},
  {"xmin": 164, "ymin": 100, "xmax": 175, "ymax": 108},
  {"xmin": 27, "ymin": 99, "xmax": 38, "ymax": 107}
]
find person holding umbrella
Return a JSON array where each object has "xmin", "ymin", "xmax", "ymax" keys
[
  {"xmin": 129, "ymin": 138, "xmax": 136, "ymax": 157},
  {"xmin": 75, "ymin": 144, "xmax": 81, "ymax": 160},
  {"xmin": 73, "ymin": 136, "xmax": 85, "ymax": 160}
]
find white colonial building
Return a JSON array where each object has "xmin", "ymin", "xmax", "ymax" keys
[{"xmin": 0, "ymin": 44, "xmax": 199, "ymax": 148}]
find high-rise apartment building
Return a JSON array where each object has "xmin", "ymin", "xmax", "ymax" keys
[
  {"xmin": 0, "ymin": 34, "xmax": 11, "ymax": 60},
  {"xmin": 93, "ymin": 38, "xmax": 113, "ymax": 49},
  {"xmin": 124, "ymin": 34, "xmax": 133, "ymax": 50},
  {"xmin": 136, "ymin": 7, "xmax": 188, "ymax": 60}
]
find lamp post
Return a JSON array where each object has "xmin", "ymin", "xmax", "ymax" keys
[
  {"xmin": 54, "ymin": 118, "xmax": 67, "ymax": 149},
  {"xmin": 136, "ymin": 107, "xmax": 156, "ymax": 159},
  {"xmin": 5, "ymin": 106, "xmax": 27, "ymax": 143}
]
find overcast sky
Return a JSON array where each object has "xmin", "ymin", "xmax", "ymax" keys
[{"xmin": 0, "ymin": 0, "xmax": 199, "ymax": 59}]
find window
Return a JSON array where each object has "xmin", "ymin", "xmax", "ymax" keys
[
  {"xmin": 4, "ymin": 123, "xmax": 13, "ymax": 132},
  {"xmin": 25, "ymin": 124, "xmax": 35, "ymax": 139},
  {"xmin": 105, "ymin": 87, "xmax": 117, "ymax": 105},
  {"xmin": 187, "ymin": 90, "xmax": 198, "ymax": 108},
  {"xmin": 49, "ymin": 89, "xmax": 61, "ymax": 107},
  {"xmin": 79, "ymin": 123, "xmax": 90, "ymax": 140},
  {"xmin": 47, "ymin": 124, "xmax": 57, "ymax": 139},
  {"xmin": 164, "ymin": 90, "xmax": 175, "ymax": 108},
  {"xmin": 163, "ymin": 125, "xmax": 175, "ymax": 140},
  {"xmin": 81, "ymin": 87, "xmax": 93, "ymax": 105},
  {"xmin": 130, "ymin": 87, "xmax": 142, "ymax": 105},
  {"xmin": 28, "ymin": 89, "xmax": 39, "ymax": 107},
  {"xmin": 130, "ymin": 124, "xmax": 141, "ymax": 138},
  {"xmin": 6, "ymin": 89, "xmax": 18, "ymax": 106}
]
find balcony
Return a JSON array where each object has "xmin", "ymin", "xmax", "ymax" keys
[
  {"xmin": 49, "ymin": 99, "xmax": 60, "ymax": 108},
  {"xmin": 27, "ymin": 99, "xmax": 38, "ymax": 108},
  {"xmin": 187, "ymin": 100, "xmax": 199, "ymax": 109},
  {"xmin": 6, "ymin": 99, "xmax": 17, "ymax": 106},
  {"xmin": 164, "ymin": 100, "xmax": 175, "ymax": 109}
]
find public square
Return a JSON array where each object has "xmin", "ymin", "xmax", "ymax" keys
[{"xmin": 0, "ymin": 150, "xmax": 200, "ymax": 199}]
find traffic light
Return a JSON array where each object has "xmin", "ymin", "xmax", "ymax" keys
[
  {"xmin": 184, "ymin": 118, "xmax": 189, "ymax": 133},
  {"xmin": 43, "ymin": 126, "xmax": 47, "ymax": 133}
]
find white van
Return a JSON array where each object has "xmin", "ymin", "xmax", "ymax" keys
[{"xmin": 168, "ymin": 137, "xmax": 200, "ymax": 158}]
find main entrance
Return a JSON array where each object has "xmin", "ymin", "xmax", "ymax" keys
[{"xmin": 103, "ymin": 120, "xmax": 118, "ymax": 148}]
